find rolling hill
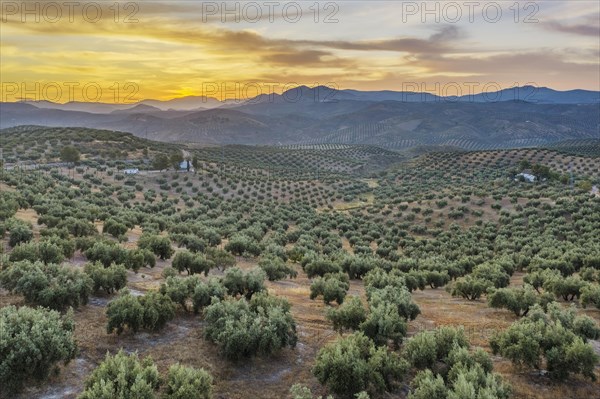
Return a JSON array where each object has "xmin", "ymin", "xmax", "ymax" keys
[{"xmin": 2, "ymin": 86, "xmax": 598, "ymax": 150}]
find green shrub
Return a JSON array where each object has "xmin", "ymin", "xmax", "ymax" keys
[
  {"xmin": 471, "ymin": 262, "xmax": 510, "ymax": 288},
  {"xmin": 204, "ymin": 294, "xmax": 297, "ymax": 359},
  {"xmin": 0, "ymin": 192, "xmax": 20, "ymax": 219},
  {"xmin": 192, "ymin": 278, "xmax": 227, "ymax": 313},
  {"xmin": 205, "ymin": 248, "xmax": 235, "ymax": 271},
  {"xmin": 159, "ymin": 275, "xmax": 225, "ymax": 313},
  {"xmin": 84, "ymin": 262, "xmax": 128, "ymax": 294},
  {"xmin": 368, "ymin": 285, "xmax": 420, "ymax": 321},
  {"xmin": 326, "ymin": 296, "xmax": 367, "ymax": 333},
  {"xmin": 404, "ymin": 330, "xmax": 438, "ymax": 369},
  {"xmin": 313, "ymin": 332, "xmax": 407, "ymax": 397},
  {"xmin": 162, "ymin": 364, "xmax": 213, "ymax": 399},
  {"xmin": 523, "ymin": 269, "xmax": 561, "ymax": 293},
  {"xmin": 9, "ymin": 224, "xmax": 33, "ymax": 247},
  {"xmin": 487, "ymin": 285, "xmax": 549, "ymax": 316},
  {"xmin": 258, "ymin": 255, "xmax": 297, "ymax": 281},
  {"xmin": 310, "ymin": 273, "xmax": 349, "ymax": 305},
  {"xmin": 0, "ymin": 306, "xmax": 77, "ymax": 395},
  {"xmin": 0, "ymin": 261, "xmax": 92, "ymax": 309},
  {"xmin": 8, "ymin": 242, "xmax": 40, "ymax": 263},
  {"xmin": 162, "ymin": 266, "xmax": 179, "ymax": 279},
  {"xmin": 221, "ymin": 267, "xmax": 266, "ymax": 299},
  {"xmin": 304, "ymin": 257, "xmax": 342, "ymax": 278},
  {"xmin": 79, "ymin": 350, "xmax": 160, "ymax": 399},
  {"xmin": 106, "ymin": 290, "xmax": 176, "ymax": 334},
  {"xmin": 160, "ymin": 275, "xmax": 200, "ymax": 311},
  {"xmin": 490, "ymin": 303, "xmax": 600, "ymax": 380},
  {"xmin": 580, "ymin": 284, "xmax": 600, "ymax": 309},
  {"xmin": 360, "ymin": 301, "xmax": 407, "ymax": 347},
  {"xmin": 103, "ymin": 218, "xmax": 129, "ymax": 238},
  {"xmin": 408, "ymin": 370, "xmax": 447, "ymax": 399},
  {"xmin": 38, "ymin": 240, "xmax": 67, "ymax": 263},
  {"xmin": 85, "ymin": 241, "xmax": 127, "ymax": 267},
  {"xmin": 450, "ymin": 276, "xmax": 490, "ymax": 301},
  {"xmin": 407, "ymin": 328, "xmax": 510, "ymax": 399},
  {"xmin": 138, "ymin": 234, "xmax": 174, "ymax": 260},
  {"xmin": 423, "ymin": 270, "xmax": 450, "ymax": 289},
  {"xmin": 127, "ymin": 248, "xmax": 156, "ymax": 271},
  {"xmin": 403, "ymin": 326, "xmax": 468, "ymax": 370},
  {"xmin": 340, "ymin": 255, "xmax": 378, "ymax": 279},
  {"xmin": 224, "ymin": 234, "xmax": 261, "ymax": 256},
  {"xmin": 544, "ymin": 275, "xmax": 586, "ymax": 301},
  {"xmin": 9, "ymin": 239, "xmax": 70, "ymax": 264},
  {"xmin": 445, "ymin": 363, "xmax": 510, "ymax": 399},
  {"xmin": 172, "ymin": 250, "xmax": 214, "ymax": 276}
]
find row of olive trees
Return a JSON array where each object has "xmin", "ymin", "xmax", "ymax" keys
[{"xmin": 0, "ymin": 260, "xmax": 128, "ymax": 310}]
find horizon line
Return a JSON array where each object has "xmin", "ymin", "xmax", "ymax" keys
[{"xmin": 3, "ymin": 84, "xmax": 599, "ymax": 105}]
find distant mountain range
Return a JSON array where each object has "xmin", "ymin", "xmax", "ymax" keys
[{"xmin": 1, "ymin": 86, "xmax": 599, "ymax": 150}]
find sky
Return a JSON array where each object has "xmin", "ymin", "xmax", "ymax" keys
[{"xmin": 1, "ymin": 0, "xmax": 599, "ymax": 102}]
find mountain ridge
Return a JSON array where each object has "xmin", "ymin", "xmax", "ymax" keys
[
  {"xmin": 10, "ymin": 85, "xmax": 600, "ymax": 113},
  {"xmin": 2, "ymin": 96, "xmax": 598, "ymax": 150}
]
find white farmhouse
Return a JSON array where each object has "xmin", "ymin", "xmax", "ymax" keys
[
  {"xmin": 515, "ymin": 172, "xmax": 536, "ymax": 183},
  {"xmin": 179, "ymin": 160, "xmax": 193, "ymax": 172}
]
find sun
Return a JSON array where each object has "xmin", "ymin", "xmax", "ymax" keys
[{"xmin": 174, "ymin": 88, "xmax": 198, "ymax": 98}]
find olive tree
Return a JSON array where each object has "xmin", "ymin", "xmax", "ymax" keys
[
  {"xmin": 224, "ymin": 234, "xmax": 261, "ymax": 256},
  {"xmin": 450, "ymin": 276, "xmax": 490, "ymax": 301},
  {"xmin": 127, "ymin": 248, "xmax": 156, "ymax": 271},
  {"xmin": 490, "ymin": 303, "xmax": 599, "ymax": 380},
  {"xmin": 172, "ymin": 250, "xmax": 214, "ymax": 276},
  {"xmin": 9, "ymin": 241, "xmax": 65, "ymax": 264},
  {"xmin": 60, "ymin": 145, "xmax": 80, "ymax": 164},
  {"xmin": 544, "ymin": 275, "xmax": 587, "ymax": 301},
  {"xmin": 313, "ymin": 332, "xmax": 408, "ymax": 398},
  {"xmin": 162, "ymin": 364, "xmax": 213, "ymax": 399},
  {"xmin": 0, "ymin": 306, "xmax": 78, "ymax": 395},
  {"xmin": 84, "ymin": 262, "xmax": 127, "ymax": 294},
  {"xmin": 304, "ymin": 257, "xmax": 342, "ymax": 278},
  {"xmin": 8, "ymin": 224, "xmax": 33, "ymax": 247},
  {"xmin": 258, "ymin": 255, "xmax": 297, "ymax": 281},
  {"xmin": 206, "ymin": 247, "xmax": 235, "ymax": 271},
  {"xmin": 106, "ymin": 290, "xmax": 176, "ymax": 335},
  {"xmin": 487, "ymin": 285, "xmax": 552, "ymax": 316},
  {"xmin": 326, "ymin": 295, "xmax": 367, "ymax": 333},
  {"xmin": 310, "ymin": 272, "xmax": 349, "ymax": 305},
  {"xmin": 221, "ymin": 267, "xmax": 266, "ymax": 299},
  {"xmin": 580, "ymin": 284, "xmax": 600, "ymax": 310},
  {"xmin": 0, "ymin": 261, "xmax": 92, "ymax": 309},
  {"xmin": 159, "ymin": 275, "xmax": 226, "ymax": 313},
  {"xmin": 203, "ymin": 293, "xmax": 297, "ymax": 359},
  {"xmin": 79, "ymin": 350, "xmax": 160, "ymax": 399},
  {"xmin": 84, "ymin": 241, "xmax": 127, "ymax": 267},
  {"xmin": 138, "ymin": 234, "xmax": 174, "ymax": 260},
  {"xmin": 406, "ymin": 327, "xmax": 511, "ymax": 399}
]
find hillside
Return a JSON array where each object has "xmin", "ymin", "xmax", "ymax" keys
[{"xmin": 2, "ymin": 86, "xmax": 599, "ymax": 150}]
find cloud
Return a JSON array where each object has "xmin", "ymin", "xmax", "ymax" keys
[
  {"xmin": 261, "ymin": 50, "xmax": 354, "ymax": 67},
  {"xmin": 2, "ymin": 2, "xmax": 598, "ymax": 99},
  {"xmin": 291, "ymin": 26, "xmax": 462, "ymax": 54},
  {"xmin": 543, "ymin": 13, "xmax": 600, "ymax": 37},
  {"xmin": 545, "ymin": 20, "xmax": 600, "ymax": 37}
]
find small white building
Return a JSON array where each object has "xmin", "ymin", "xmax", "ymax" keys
[
  {"xmin": 179, "ymin": 160, "xmax": 193, "ymax": 172},
  {"xmin": 123, "ymin": 168, "xmax": 139, "ymax": 175},
  {"xmin": 515, "ymin": 173, "xmax": 536, "ymax": 183}
]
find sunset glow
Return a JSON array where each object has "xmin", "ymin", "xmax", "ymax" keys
[{"xmin": 1, "ymin": 0, "xmax": 599, "ymax": 102}]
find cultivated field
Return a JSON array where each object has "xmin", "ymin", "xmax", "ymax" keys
[{"xmin": 1, "ymin": 127, "xmax": 599, "ymax": 399}]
